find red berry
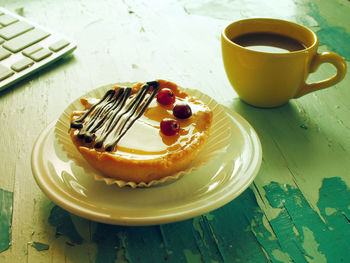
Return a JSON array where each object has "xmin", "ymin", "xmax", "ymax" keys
[
  {"xmin": 173, "ymin": 103, "xmax": 192, "ymax": 119},
  {"xmin": 160, "ymin": 118, "xmax": 180, "ymax": 136},
  {"xmin": 157, "ymin": 88, "xmax": 175, "ymax": 106}
]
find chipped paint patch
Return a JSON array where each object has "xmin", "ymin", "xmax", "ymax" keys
[
  {"xmin": 324, "ymin": 207, "xmax": 337, "ymax": 216},
  {"xmin": 263, "ymin": 178, "xmax": 350, "ymax": 262},
  {"xmin": 307, "ymin": 2, "xmax": 350, "ymax": 60},
  {"xmin": 191, "ymin": 216, "xmax": 224, "ymax": 262},
  {"xmin": 301, "ymin": 226, "xmax": 326, "ymax": 263},
  {"xmin": 270, "ymin": 249, "xmax": 291, "ymax": 263},
  {"xmin": 183, "ymin": 249, "xmax": 202, "ymax": 263},
  {"xmin": 123, "ymin": 225, "xmax": 169, "ymax": 262},
  {"xmin": 0, "ymin": 188, "xmax": 13, "ymax": 253},
  {"xmin": 208, "ymin": 188, "xmax": 287, "ymax": 262},
  {"xmin": 92, "ymin": 223, "xmax": 122, "ymax": 263},
  {"xmin": 160, "ymin": 220, "xmax": 203, "ymax": 263},
  {"xmin": 31, "ymin": 241, "xmax": 50, "ymax": 251},
  {"xmin": 192, "ymin": 217, "xmax": 204, "ymax": 239},
  {"xmin": 204, "ymin": 212, "xmax": 215, "ymax": 221},
  {"xmin": 48, "ymin": 205, "xmax": 83, "ymax": 245}
]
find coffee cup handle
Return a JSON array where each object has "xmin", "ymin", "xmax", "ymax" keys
[{"xmin": 294, "ymin": 52, "xmax": 347, "ymax": 98}]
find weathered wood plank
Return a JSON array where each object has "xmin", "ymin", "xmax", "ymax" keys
[{"xmin": 0, "ymin": 0, "xmax": 349, "ymax": 262}]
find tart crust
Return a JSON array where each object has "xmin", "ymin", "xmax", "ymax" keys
[{"xmin": 70, "ymin": 80, "xmax": 213, "ymax": 183}]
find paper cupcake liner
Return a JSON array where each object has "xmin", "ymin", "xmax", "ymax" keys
[{"xmin": 54, "ymin": 82, "xmax": 232, "ymax": 188}]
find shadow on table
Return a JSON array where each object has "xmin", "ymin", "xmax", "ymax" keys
[
  {"xmin": 228, "ymin": 97, "xmax": 323, "ymax": 170},
  {"xmin": 232, "ymin": 96, "xmax": 308, "ymax": 136}
]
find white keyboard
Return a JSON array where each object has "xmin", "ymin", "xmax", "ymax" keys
[{"xmin": 0, "ymin": 7, "xmax": 77, "ymax": 92}]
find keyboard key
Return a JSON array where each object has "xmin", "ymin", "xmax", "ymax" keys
[
  {"xmin": 0, "ymin": 14, "xmax": 18, "ymax": 26},
  {"xmin": 0, "ymin": 7, "xmax": 77, "ymax": 91},
  {"xmin": 0, "ymin": 47, "xmax": 11, "ymax": 60},
  {"xmin": 22, "ymin": 44, "xmax": 43, "ymax": 56},
  {"xmin": 49, "ymin": 39, "xmax": 70, "ymax": 52},
  {"xmin": 11, "ymin": 57, "xmax": 34, "ymax": 72},
  {"xmin": 29, "ymin": 48, "xmax": 52, "ymax": 62},
  {"xmin": 3, "ymin": 28, "xmax": 50, "ymax": 53},
  {"xmin": 0, "ymin": 64, "xmax": 14, "ymax": 81},
  {"xmin": 0, "ymin": 21, "xmax": 34, "ymax": 40}
]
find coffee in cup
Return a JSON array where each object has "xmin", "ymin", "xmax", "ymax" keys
[{"xmin": 221, "ymin": 18, "xmax": 347, "ymax": 107}]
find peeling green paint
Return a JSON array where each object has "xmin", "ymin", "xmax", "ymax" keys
[
  {"xmin": 207, "ymin": 188, "xmax": 282, "ymax": 263},
  {"xmin": 124, "ymin": 226, "xmax": 170, "ymax": 262},
  {"xmin": 160, "ymin": 220, "xmax": 204, "ymax": 263},
  {"xmin": 48, "ymin": 205, "xmax": 83, "ymax": 245},
  {"xmin": 307, "ymin": 2, "xmax": 350, "ymax": 60},
  {"xmin": 31, "ymin": 241, "xmax": 50, "ymax": 251},
  {"xmin": 0, "ymin": 188, "xmax": 13, "ymax": 253},
  {"xmin": 263, "ymin": 178, "xmax": 350, "ymax": 263},
  {"xmin": 301, "ymin": 227, "xmax": 326, "ymax": 263},
  {"xmin": 45, "ymin": 178, "xmax": 349, "ymax": 263},
  {"xmin": 192, "ymin": 217, "xmax": 204, "ymax": 239},
  {"xmin": 92, "ymin": 223, "xmax": 122, "ymax": 263},
  {"xmin": 204, "ymin": 213, "xmax": 215, "ymax": 221},
  {"xmin": 191, "ymin": 216, "xmax": 224, "ymax": 262}
]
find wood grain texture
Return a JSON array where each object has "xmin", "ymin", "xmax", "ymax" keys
[{"xmin": 0, "ymin": 0, "xmax": 349, "ymax": 262}]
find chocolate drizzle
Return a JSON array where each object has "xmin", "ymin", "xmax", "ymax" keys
[{"xmin": 71, "ymin": 81, "xmax": 160, "ymax": 152}]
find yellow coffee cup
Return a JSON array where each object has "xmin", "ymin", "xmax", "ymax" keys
[{"xmin": 221, "ymin": 18, "xmax": 347, "ymax": 108}]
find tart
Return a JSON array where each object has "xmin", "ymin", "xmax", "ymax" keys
[{"xmin": 69, "ymin": 80, "xmax": 213, "ymax": 183}]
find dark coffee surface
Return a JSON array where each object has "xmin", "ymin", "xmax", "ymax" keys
[{"xmin": 232, "ymin": 32, "xmax": 306, "ymax": 53}]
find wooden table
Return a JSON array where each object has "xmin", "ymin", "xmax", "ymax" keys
[{"xmin": 1, "ymin": 0, "xmax": 349, "ymax": 262}]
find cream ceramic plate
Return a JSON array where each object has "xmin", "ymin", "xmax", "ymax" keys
[{"xmin": 31, "ymin": 87, "xmax": 262, "ymax": 226}]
